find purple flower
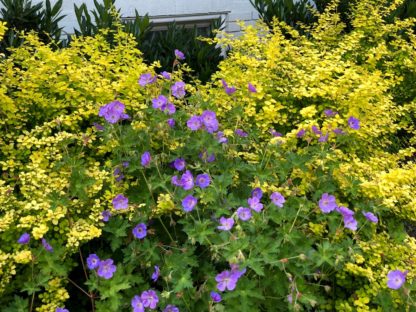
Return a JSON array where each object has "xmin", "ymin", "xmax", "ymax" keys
[
  {"xmin": 152, "ymin": 95, "xmax": 168, "ymax": 110},
  {"xmin": 215, "ymin": 270, "xmax": 238, "ymax": 291},
  {"xmin": 196, "ymin": 174, "xmax": 211, "ymax": 189},
  {"xmin": 216, "ymin": 131, "xmax": 228, "ymax": 144},
  {"xmin": 141, "ymin": 151, "xmax": 151, "ymax": 167},
  {"xmin": 296, "ymin": 129, "xmax": 306, "ymax": 138},
  {"xmin": 337, "ymin": 206, "xmax": 354, "ymax": 218},
  {"xmin": 139, "ymin": 73, "xmax": 157, "ymax": 87},
  {"xmin": 187, "ymin": 115, "xmax": 202, "ymax": 131},
  {"xmin": 333, "ymin": 128, "xmax": 345, "ymax": 135},
  {"xmin": 113, "ymin": 194, "xmax": 128, "ymax": 210},
  {"xmin": 87, "ymin": 254, "xmax": 101, "ymax": 270},
  {"xmin": 251, "ymin": 188, "xmax": 263, "ymax": 199},
  {"xmin": 165, "ymin": 103, "xmax": 176, "ymax": 115},
  {"xmin": 210, "ymin": 291, "xmax": 222, "ymax": 302},
  {"xmin": 235, "ymin": 129, "xmax": 248, "ymax": 137},
  {"xmin": 97, "ymin": 259, "xmax": 117, "ymax": 279},
  {"xmin": 387, "ymin": 270, "xmax": 407, "ymax": 290},
  {"xmin": 270, "ymin": 129, "xmax": 282, "ymax": 137},
  {"xmin": 173, "ymin": 158, "xmax": 186, "ymax": 171},
  {"xmin": 171, "ymin": 81, "xmax": 186, "ymax": 99},
  {"xmin": 230, "ymin": 263, "xmax": 246, "ymax": 279},
  {"xmin": 180, "ymin": 170, "xmax": 194, "ymax": 190},
  {"xmin": 217, "ymin": 217, "xmax": 234, "ymax": 231},
  {"xmin": 171, "ymin": 175, "xmax": 182, "ymax": 187},
  {"xmin": 141, "ymin": 290, "xmax": 159, "ymax": 309},
  {"xmin": 133, "ymin": 223, "xmax": 147, "ymax": 239},
  {"xmin": 113, "ymin": 167, "xmax": 124, "ymax": 182},
  {"xmin": 167, "ymin": 118, "xmax": 175, "ymax": 128},
  {"xmin": 163, "ymin": 305, "xmax": 179, "ymax": 312},
  {"xmin": 93, "ymin": 122, "xmax": 104, "ymax": 131},
  {"xmin": 270, "ymin": 192, "xmax": 286, "ymax": 208},
  {"xmin": 311, "ymin": 125, "xmax": 322, "ymax": 135},
  {"xmin": 324, "ymin": 109, "xmax": 337, "ymax": 117},
  {"xmin": 131, "ymin": 295, "xmax": 145, "ymax": 312},
  {"xmin": 237, "ymin": 207, "xmax": 252, "ymax": 221},
  {"xmin": 248, "ymin": 83, "xmax": 257, "ymax": 93},
  {"xmin": 56, "ymin": 308, "xmax": 69, "ymax": 312},
  {"xmin": 42, "ymin": 238, "xmax": 53, "ymax": 252},
  {"xmin": 101, "ymin": 210, "xmax": 111, "ymax": 222},
  {"xmin": 161, "ymin": 71, "xmax": 171, "ymax": 80},
  {"xmin": 174, "ymin": 49, "xmax": 185, "ymax": 60},
  {"xmin": 343, "ymin": 215, "xmax": 358, "ymax": 231},
  {"xmin": 182, "ymin": 195, "xmax": 198, "ymax": 212},
  {"xmin": 98, "ymin": 101, "xmax": 130, "ymax": 124},
  {"xmin": 201, "ymin": 110, "xmax": 219, "ymax": 133},
  {"xmin": 318, "ymin": 193, "xmax": 337, "ymax": 213},
  {"xmin": 221, "ymin": 79, "xmax": 236, "ymax": 95},
  {"xmin": 348, "ymin": 116, "xmax": 360, "ymax": 130},
  {"xmin": 248, "ymin": 197, "xmax": 263, "ymax": 212},
  {"xmin": 122, "ymin": 161, "xmax": 129, "ymax": 168},
  {"xmin": 318, "ymin": 133, "xmax": 329, "ymax": 143},
  {"xmin": 151, "ymin": 265, "xmax": 160, "ymax": 282},
  {"xmin": 363, "ymin": 211, "xmax": 378, "ymax": 223},
  {"xmin": 17, "ymin": 232, "xmax": 30, "ymax": 245}
]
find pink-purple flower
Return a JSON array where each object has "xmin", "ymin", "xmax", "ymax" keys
[
  {"xmin": 151, "ymin": 265, "xmax": 160, "ymax": 282},
  {"xmin": 131, "ymin": 295, "xmax": 145, "ymax": 312},
  {"xmin": 343, "ymin": 216, "xmax": 358, "ymax": 231},
  {"xmin": 235, "ymin": 129, "xmax": 248, "ymax": 137},
  {"xmin": 42, "ymin": 238, "xmax": 53, "ymax": 252},
  {"xmin": 133, "ymin": 223, "xmax": 147, "ymax": 239},
  {"xmin": 248, "ymin": 83, "xmax": 257, "ymax": 93},
  {"xmin": 217, "ymin": 217, "xmax": 234, "ymax": 231},
  {"xmin": 296, "ymin": 129, "xmax": 306, "ymax": 138},
  {"xmin": 201, "ymin": 110, "xmax": 219, "ymax": 133},
  {"xmin": 163, "ymin": 305, "xmax": 179, "ymax": 312},
  {"xmin": 180, "ymin": 170, "xmax": 194, "ymax": 190},
  {"xmin": 237, "ymin": 207, "xmax": 252, "ymax": 221},
  {"xmin": 324, "ymin": 109, "xmax": 337, "ymax": 117},
  {"xmin": 173, "ymin": 158, "xmax": 186, "ymax": 171},
  {"xmin": 270, "ymin": 192, "xmax": 285, "ymax": 208},
  {"xmin": 196, "ymin": 173, "xmax": 211, "ymax": 189},
  {"xmin": 167, "ymin": 118, "xmax": 175, "ymax": 128},
  {"xmin": 87, "ymin": 254, "xmax": 101, "ymax": 270},
  {"xmin": 187, "ymin": 115, "xmax": 202, "ymax": 131},
  {"xmin": 348, "ymin": 116, "xmax": 360, "ymax": 130},
  {"xmin": 221, "ymin": 79, "xmax": 236, "ymax": 95},
  {"xmin": 17, "ymin": 232, "xmax": 30, "ymax": 245},
  {"xmin": 98, "ymin": 101, "xmax": 130, "ymax": 124},
  {"xmin": 215, "ymin": 270, "xmax": 238, "ymax": 291},
  {"xmin": 318, "ymin": 193, "xmax": 337, "ymax": 213},
  {"xmin": 56, "ymin": 308, "xmax": 69, "ymax": 312},
  {"xmin": 248, "ymin": 197, "xmax": 263, "ymax": 212},
  {"xmin": 251, "ymin": 188, "xmax": 263, "ymax": 199},
  {"xmin": 216, "ymin": 131, "xmax": 228, "ymax": 143},
  {"xmin": 141, "ymin": 290, "xmax": 159, "ymax": 309},
  {"xmin": 171, "ymin": 81, "xmax": 186, "ymax": 98},
  {"xmin": 139, "ymin": 73, "xmax": 157, "ymax": 87},
  {"xmin": 174, "ymin": 49, "xmax": 185, "ymax": 60},
  {"xmin": 161, "ymin": 71, "xmax": 171, "ymax": 80},
  {"xmin": 101, "ymin": 210, "xmax": 111, "ymax": 222},
  {"xmin": 210, "ymin": 291, "xmax": 222, "ymax": 302},
  {"xmin": 141, "ymin": 151, "xmax": 151, "ymax": 167},
  {"xmin": 113, "ymin": 194, "xmax": 128, "ymax": 210},
  {"xmin": 387, "ymin": 270, "xmax": 407, "ymax": 290},
  {"xmin": 97, "ymin": 259, "xmax": 117, "ymax": 279},
  {"xmin": 363, "ymin": 211, "xmax": 378, "ymax": 223},
  {"xmin": 182, "ymin": 195, "xmax": 198, "ymax": 212}
]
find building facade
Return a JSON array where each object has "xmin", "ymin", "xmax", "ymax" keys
[{"xmin": 56, "ymin": 0, "xmax": 259, "ymax": 36}]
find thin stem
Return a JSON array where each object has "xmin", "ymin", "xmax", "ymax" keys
[
  {"xmin": 79, "ymin": 248, "xmax": 95, "ymax": 312},
  {"xmin": 289, "ymin": 204, "xmax": 303, "ymax": 233},
  {"xmin": 67, "ymin": 278, "xmax": 92, "ymax": 298},
  {"xmin": 158, "ymin": 217, "xmax": 175, "ymax": 243}
]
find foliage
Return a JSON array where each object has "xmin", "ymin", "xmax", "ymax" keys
[
  {"xmin": 0, "ymin": 0, "xmax": 416, "ymax": 311},
  {"xmin": 0, "ymin": 0, "xmax": 65, "ymax": 53}
]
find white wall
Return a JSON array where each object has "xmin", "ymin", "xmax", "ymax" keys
[{"xmin": 47, "ymin": 0, "xmax": 258, "ymax": 35}]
